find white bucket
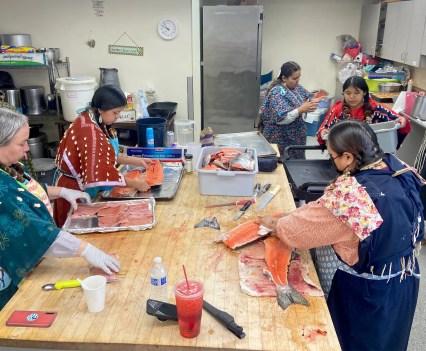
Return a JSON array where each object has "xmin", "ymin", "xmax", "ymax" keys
[{"xmin": 56, "ymin": 76, "xmax": 97, "ymax": 122}]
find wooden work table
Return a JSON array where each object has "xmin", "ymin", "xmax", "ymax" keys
[{"xmin": 0, "ymin": 163, "xmax": 341, "ymax": 351}]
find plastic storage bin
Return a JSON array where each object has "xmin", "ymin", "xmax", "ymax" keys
[
  {"xmin": 196, "ymin": 146, "xmax": 258, "ymax": 196},
  {"xmin": 364, "ymin": 78, "xmax": 399, "ymax": 92},
  {"xmin": 304, "ymin": 108, "xmax": 328, "ymax": 137},
  {"xmin": 370, "ymin": 121, "xmax": 401, "ymax": 154}
]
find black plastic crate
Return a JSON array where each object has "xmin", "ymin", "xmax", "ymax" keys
[{"xmin": 147, "ymin": 102, "xmax": 177, "ymax": 120}]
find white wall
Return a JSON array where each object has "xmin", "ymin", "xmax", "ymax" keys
[
  {"xmin": 1, "ymin": 0, "xmax": 193, "ymax": 119},
  {"xmin": 259, "ymin": 0, "xmax": 363, "ymax": 95},
  {"xmin": 1, "ymin": 0, "xmax": 364, "ymax": 137}
]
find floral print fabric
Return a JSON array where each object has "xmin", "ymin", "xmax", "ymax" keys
[
  {"xmin": 260, "ymin": 84, "xmax": 311, "ymax": 159},
  {"xmin": 319, "ymin": 175, "xmax": 383, "ymax": 240}
]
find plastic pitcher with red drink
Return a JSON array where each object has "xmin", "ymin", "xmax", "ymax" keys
[{"xmin": 174, "ymin": 279, "xmax": 204, "ymax": 338}]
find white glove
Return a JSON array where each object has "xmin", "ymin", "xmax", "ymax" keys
[
  {"xmin": 59, "ymin": 188, "xmax": 91, "ymax": 210},
  {"xmin": 80, "ymin": 244, "xmax": 121, "ymax": 275}
]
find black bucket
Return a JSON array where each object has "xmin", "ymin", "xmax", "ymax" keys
[{"xmin": 137, "ymin": 117, "xmax": 167, "ymax": 147}]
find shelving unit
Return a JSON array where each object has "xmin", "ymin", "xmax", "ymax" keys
[{"xmin": 0, "ymin": 57, "xmax": 71, "ymax": 95}]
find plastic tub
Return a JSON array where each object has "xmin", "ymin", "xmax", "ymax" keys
[
  {"xmin": 136, "ymin": 117, "xmax": 167, "ymax": 147},
  {"xmin": 174, "ymin": 120, "xmax": 195, "ymax": 147},
  {"xmin": 56, "ymin": 76, "xmax": 97, "ymax": 122},
  {"xmin": 196, "ymin": 146, "xmax": 258, "ymax": 196},
  {"xmin": 370, "ymin": 121, "xmax": 401, "ymax": 154},
  {"xmin": 364, "ymin": 78, "xmax": 399, "ymax": 92},
  {"xmin": 147, "ymin": 102, "xmax": 177, "ymax": 119},
  {"xmin": 33, "ymin": 158, "xmax": 56, "ymax": 185}
]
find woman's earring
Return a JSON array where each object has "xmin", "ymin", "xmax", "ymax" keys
[{"xmin": 99, "ymin": 115, "xmax": 102, "ymax": 123}]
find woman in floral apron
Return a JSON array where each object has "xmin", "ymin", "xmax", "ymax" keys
[
  {"xmin": 260, "ymin": 120, "xmax": 423, "ymax": 351},
  {"xmin": 0, "ymin": 108, "xmax": 120, "ymax": 309}
]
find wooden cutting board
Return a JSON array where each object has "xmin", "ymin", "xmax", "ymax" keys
[{"xmin": 371, "ymin": 92, "xmax": 400, "ymax": 102}]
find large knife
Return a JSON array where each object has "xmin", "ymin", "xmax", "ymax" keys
[
  {"xmin": 202, "ymin": 300, "xmax": 245, "ymax": 339},
  {"xmin": 256, "ymin": 185, "xmax": 281, "ymax": 211}
]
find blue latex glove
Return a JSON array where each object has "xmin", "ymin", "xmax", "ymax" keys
[{"xmin": 59, "ymin": 188, "xmax": 91, "ymax": 210}]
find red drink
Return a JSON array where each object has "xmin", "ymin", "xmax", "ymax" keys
[{"xmin": 174, "ymin": 279, "xmax": 204, "ymax": 338}]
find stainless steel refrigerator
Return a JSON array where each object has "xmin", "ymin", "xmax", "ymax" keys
[{"xmin": 202, "ymin": 5, "xmax": 263, "ymax": 134}]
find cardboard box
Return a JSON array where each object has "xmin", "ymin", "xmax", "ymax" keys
[
  {"xmin": 126, "ymin": 147, "xmax": 183, "ymax": 161},
  {"xmin": 118, "ymin": 109, "xmax": 136, "ymax": 122},
  {"xmin": 196, "ymin": 146, "xmax": 258, "ymax": 196},
  {"xmin": 0, "ymin": 53, "xmax": 46, "ymax": 66}
]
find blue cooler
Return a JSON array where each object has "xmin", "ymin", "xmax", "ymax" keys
[{"xmin": 305, "ymin": 108, "xmax": 328, "ymax": 137}]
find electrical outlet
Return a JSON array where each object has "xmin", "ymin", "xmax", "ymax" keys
[{"xmin": 147, "ymin": 84, "xmax": 155, "ymax": 93}]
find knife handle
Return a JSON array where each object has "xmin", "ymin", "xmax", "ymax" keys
[
  {"xmin": 269, "ymin": 185, "xmax": 281, "ymax": 196},
  {"xmin": 239, "ymin": 200, "xmax": 252, "ymax": 212},
  {"xmin": 55, "ymin": 280, "xmax": 81, "ymax": 290},
  {"xmin": 263, "ymin": 183, "xmax": 271, "ymax": 192}
]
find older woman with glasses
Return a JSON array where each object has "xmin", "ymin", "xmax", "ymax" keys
[
  {"xmin": 317, "ymin": 76, "xmax": 411, "ymax": 148},
  {"xmin": 259, "ymin": 119, "xmax": 423, "ymax": 351}
]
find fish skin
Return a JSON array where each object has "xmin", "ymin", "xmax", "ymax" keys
[{"xmin": 263, "ymin": 236, "xmax": 309, "ymax": 310}]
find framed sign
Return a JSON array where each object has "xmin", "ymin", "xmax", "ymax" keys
[{"xmin": 108, "ymin": 45, "xmax": 143, "ymax": 56}]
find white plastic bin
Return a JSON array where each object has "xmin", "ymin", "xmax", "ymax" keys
[
  {"xmin": 56, "ymin": 76, "xmax": 97, "ymax": 122},
  {"xmin": 370, "ymin": 121, "xmax": 401, "ymax": 154},
  {"xmin": 196, "ymin": 146, "xmax": 258, "ymax": 196}
]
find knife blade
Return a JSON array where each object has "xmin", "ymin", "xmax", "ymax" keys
[
  {"xmin": 232, "ymin": 200, "xmax": 252, "ymax": 221},
  {"xmin": 256, "ymin": 183, "xmax": 271, "ymax": 200},
  {"xmin": 204, "ymin": 199, "xmax": 254, "ymax": 208},
  {"xmin": 256, "ymin": 185, "xmax": 281, "ymax": 211},
  {"xmin": 202, "ymin": 300, "xmax": 245, "ymax": 339},
  {"xmin": 252, "ymin": 182, "xmax": 261, "ymax": 200}
]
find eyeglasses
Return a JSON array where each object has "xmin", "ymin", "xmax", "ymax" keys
[{"xmin": 328, "ymin": 153, "xmax": 342, "ymax": 161}]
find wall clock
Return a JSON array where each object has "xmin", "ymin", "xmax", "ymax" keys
[{"xmin": 158, "ymin": 19, "xmax": 178, "ymax": 40}]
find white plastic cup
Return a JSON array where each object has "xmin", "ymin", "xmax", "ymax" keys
[
  {"xmin": 186, "ymin": 142, "xmax": 202, "ymax": 169},
  {"xmin": 82, "ymin": 275, "xmax": 107, "ymax": 313}
]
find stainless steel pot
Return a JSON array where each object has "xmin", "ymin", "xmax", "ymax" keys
[
  {"xmin": 0, "ymin": 34, "xmax": 32, "ymax": 47},
  {"xmin": 20, "ymin": 86, "xmax": 47, "ymax": 115},
  {"xmin": 28, "ymin": 132, "xmax": 48, "ymax": 159},
  {"xmin": 412, "ymin": 95, "xmax": 426, "ymax": 121},
  {"xmin": 378, "ymin": 83, "xmax": 401, "ymax": 93},
  {"xmin": 1, "ymin": 89, "xmax": 22, "ymax": 112}
]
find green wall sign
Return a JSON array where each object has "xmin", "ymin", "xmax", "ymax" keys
[{"xmin": 108, "ymin": 45, "xmax": 143, "ymax": 56}]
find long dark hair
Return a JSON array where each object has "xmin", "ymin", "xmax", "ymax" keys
[
  {"xmin": 266, "ymin": 61, "xmax": 301, "ymax": 93},
  {"xmin": 328, "ymin": 119, "xmax": 384, "ymax": 175},
  {"xmin": 90, "ymin": 85, "xmax": 126, "ymax": 138},
  {"xmin": 342, "ymin": 76, "xmax": 373, "ymax": 123}
]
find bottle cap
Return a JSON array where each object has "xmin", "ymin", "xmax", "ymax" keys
[
  {"xmin": 185, "ymin": 153, "xmax": 193, "ymax": 160},
  {"xmin": 154, "ymin": 256, "xmax": 162, "ymax": 264}
]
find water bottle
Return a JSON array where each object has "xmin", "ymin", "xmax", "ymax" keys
[
  {"xmin": 146, "ymin": 127, "xmax": 155, "ymax": 148},
  {"xmin": 150, "ymin": 257, "xmax": 168, "ymax": 302}
]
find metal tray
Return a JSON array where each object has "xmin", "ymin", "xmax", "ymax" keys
[
  {"xmin": 63, "ymin": 198, "xmax": 156, "ymax": 234},
  {"xmin": 213, "ymin": 131, "xmax": 277, "ymax": 157},
  {"xmin": 102, "ymin": 162, "xmax": 184, "ymax": 200}
]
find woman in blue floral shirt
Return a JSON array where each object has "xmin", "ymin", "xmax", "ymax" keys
[
  {"xmin": 0, "ymin": 108, "xmax": 121, "ymax": 309},
  {"xmin": 260, "ymin": 61, "xmax": 318, "ymax": 159}
]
